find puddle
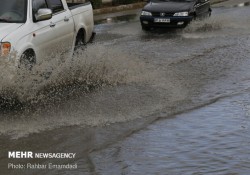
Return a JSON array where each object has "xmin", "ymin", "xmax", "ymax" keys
[{"xmin": 88, "ymin": 92, "xmax": 250, "ymax": 175}]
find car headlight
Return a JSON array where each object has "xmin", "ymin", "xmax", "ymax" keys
[
  {"xmin": 141, "ymin": 11, "xmax": 152, "ymax": 16},
  {"xmin": 173, "ymin": 12, "xmax": 189, "ymax": 16},
  {"xmin": 0, "ymin": 42, "xmax": 11, "ymax": 57}
]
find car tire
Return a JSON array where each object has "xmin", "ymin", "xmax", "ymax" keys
[
  {"xmin": 74, "ymin": 29, "xmax": 86, "ymax": 51},
  {"xmin": 19, "ymin": 49, "xmax": 36, "ymax": 71},
  {"xmin": 193, "ymin": 13, "xmax": 197, "ymax": 20},
  {"xmin": 208, "ymin": 9, "xmax": 212, "ymax": 17},
  {"xmin": 142, "ymin": 25, "xmax": 150, "ymax": 31}
]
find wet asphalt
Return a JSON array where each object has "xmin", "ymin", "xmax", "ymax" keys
[{"xmin": 1, "ymin": 0, "xmax": 250, "ymax": 174}]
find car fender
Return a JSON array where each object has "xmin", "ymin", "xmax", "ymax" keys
[
  {"xmin": 12, "ymin": 42, "xmax": 35, "ymax": 67},
  {"xmin": 75, "ymin": 24, "xmax": 88, "ymax": 42}
]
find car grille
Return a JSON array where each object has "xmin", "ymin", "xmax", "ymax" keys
[{"xmin": 152, "ymin": 12, "xmax": 174, "ymax": 17}]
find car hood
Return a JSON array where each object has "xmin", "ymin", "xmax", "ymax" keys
[
  {"xmin": 143, "ymin": 1, "xmax": 195, "ymax": 13},
  {"xmin": 0, "ymin": 23, "xmax": 23, "ymax": 41}
]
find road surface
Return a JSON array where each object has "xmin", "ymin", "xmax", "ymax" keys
[{"xmin": 1, "ymin": 0, "xmax": 250, "ymax": 174}]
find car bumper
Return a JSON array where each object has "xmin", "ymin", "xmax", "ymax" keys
[{"xmin": 140, "ymin": 16, "xmax": 193, "ymax": 28}]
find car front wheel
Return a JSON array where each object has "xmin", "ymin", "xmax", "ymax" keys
[
  {"xmin": 19, "ymin": 49, "xmax": 36, "ymax": 71},
  {"xmin": 142, "ymin": 25, "xmax": 150, "ymax": 31}
]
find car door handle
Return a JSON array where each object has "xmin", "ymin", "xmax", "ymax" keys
[
  {"xmin": 64, "ymin": 17, "xmax": 69, "ymax": 22},
  {"xmin": 50, "ymin": 22, "xmax": 56, "ymax": 28}
]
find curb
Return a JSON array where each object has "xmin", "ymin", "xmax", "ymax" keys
[
  {"xmin": 93, "ymin": 2, "xmax": 146, "ymax": 15},
  {"xmin": 93, "ymin": 0, "xmax": 228, "ymax": 15}
]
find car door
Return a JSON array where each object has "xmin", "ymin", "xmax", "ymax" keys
[
  {"xmin": 194, "ymin": 0, "xmax": 208, "ymax": 17},
  {"xmin": 31, "ymin": 0, "xmax": 59, "ymax": 62},
  {"xmin": 203, "ymin": 0, "xmax": 211, "ymax": 15},
  {"xmin": 46, "ymin": 0, "xmax": 75, "ymax": 57}
]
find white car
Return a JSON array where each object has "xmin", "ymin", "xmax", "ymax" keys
[{"xmin": 0, "ymin": 0, "xmax": 95, "ymax": 69}]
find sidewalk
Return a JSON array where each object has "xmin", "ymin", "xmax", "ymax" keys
[
  {"xmin": 212, "ymin": 0, "xmax": 250, "ymax": 7},
  {"xmin": 93, "ymin": 2, "xmax": 146, "ymax": 15},
  {"xmin": 93, "ymin": 0, "xmax": 229, "ymax": 15}
]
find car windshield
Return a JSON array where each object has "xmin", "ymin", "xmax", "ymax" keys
[{"xmin": 0, "ymin": 0, "xmax": 27, "ymax": 23}]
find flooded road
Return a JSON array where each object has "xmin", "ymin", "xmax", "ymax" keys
[
  {"xmin": 89, "ymin": 93, "xmax": 250, "ymax": 175},
  {"xmin": 1, "ymin": 1, "xmax": 250, "ymax": 174}
]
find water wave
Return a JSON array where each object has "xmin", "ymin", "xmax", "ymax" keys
[
  {"xmin": 0, "ymin": 44, "xmax": 137, "ymax": 108},
  {"xmin": 0, "ymin": 43, "xmax": 152, "ymax": 139}
]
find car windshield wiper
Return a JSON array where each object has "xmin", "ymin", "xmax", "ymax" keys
[{"xmin": 0, "ymin": 18, "xmax": 11, "ymax": 23}]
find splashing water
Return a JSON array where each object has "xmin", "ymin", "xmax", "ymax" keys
[
  {"xmin": 182, "ymin": 7, "xmax": 250, "ymax": 39},
  {"xmin": 0, "ymin": 43, "xmax": 148, "ymax": 110},
  {"xmin": 0, "ymin": 42, "xmax": 156, "ymax": 138}
]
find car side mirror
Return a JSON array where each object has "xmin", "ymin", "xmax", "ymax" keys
[{"xmin": 35, "ymin": 8, "xmax": 52, "ymax": 22}]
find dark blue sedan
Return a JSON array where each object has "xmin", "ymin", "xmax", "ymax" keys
[{"xmin": 140, "ymin": 0, "xmax": 211, "ymax": 30}]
